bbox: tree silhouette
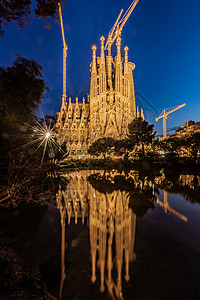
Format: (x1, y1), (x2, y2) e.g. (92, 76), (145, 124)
(184, 132), (200, 160)
(0, 0), (65, 36)
(88, 137), (115, 159)
(114, 138), (135, 159)
(0, 56), (48, 161)
(127, 117), (155, 158)
(157, 136), (182, 155)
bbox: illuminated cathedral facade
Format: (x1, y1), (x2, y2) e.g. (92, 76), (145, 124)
(56, 36), (144, 156)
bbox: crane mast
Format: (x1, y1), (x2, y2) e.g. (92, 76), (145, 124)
(156, 103), (186, 138)
(58, 2), (68, 102)
(156, 191), (187, 222)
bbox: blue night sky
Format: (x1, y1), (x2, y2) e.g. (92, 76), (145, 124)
(1, 0), (200, 136)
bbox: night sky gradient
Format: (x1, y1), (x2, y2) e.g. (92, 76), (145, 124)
(1, 0), (200, 135)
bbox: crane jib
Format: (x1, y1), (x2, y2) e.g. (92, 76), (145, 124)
(105, 0), (140, 51)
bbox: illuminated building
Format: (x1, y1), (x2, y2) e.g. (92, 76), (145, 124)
(56, 39), (144, 156)
(175, 119), (200, 137)
(56, 1), (143, 156)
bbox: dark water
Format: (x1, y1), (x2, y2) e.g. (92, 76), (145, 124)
(1, 170), (200, 300)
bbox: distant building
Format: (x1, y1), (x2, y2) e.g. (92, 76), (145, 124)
(56, 37), (143, 156)
(175, 119), (200, 137)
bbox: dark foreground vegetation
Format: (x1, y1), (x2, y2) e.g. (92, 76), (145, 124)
(0, 246), (56, 300)
(58, 156), (200, 174)
(0, 56), (62, 299)
(0, 0), (66, 37)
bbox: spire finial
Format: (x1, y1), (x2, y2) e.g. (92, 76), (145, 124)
(100, 36), (105, 44)
(92, 45), (97, 55)
(124, 46), (129, 63)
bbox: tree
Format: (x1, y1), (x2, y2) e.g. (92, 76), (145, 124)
(114, 138), (135, 159)
(0, 149), (52, 207)
(127, 117), (155, 158)
(0, 0), (65, 36)
(157, 133), (200, 160)
(88, 137), (115, 159)
(184, 132), (200, 160)
(0, 56), (48, 160)
(157, 136), (182, 155)
(35, 0), (65, 19)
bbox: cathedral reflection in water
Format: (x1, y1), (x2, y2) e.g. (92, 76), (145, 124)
(56, 170), (136, 299)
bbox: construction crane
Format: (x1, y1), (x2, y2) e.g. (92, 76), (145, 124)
(58, 2), (68, 102)
(156, 190), (188, 222)
(156, 103), (186, 138)
(105, 0), (139, 55)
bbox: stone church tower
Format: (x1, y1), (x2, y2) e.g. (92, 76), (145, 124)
(56, 36), (144, 156)
(89, 36), (142, 144)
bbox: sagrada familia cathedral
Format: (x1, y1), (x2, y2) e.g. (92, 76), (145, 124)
(56, 0), (144, 156)
(56, 170), (137, 298)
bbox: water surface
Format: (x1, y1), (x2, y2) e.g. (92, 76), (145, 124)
(1, 169), (200, 300)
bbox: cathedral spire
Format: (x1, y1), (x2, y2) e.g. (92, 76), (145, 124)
(115, 36), (122, 93)
(124, 46), (129, 98)
(91, 45), (97, 74)
(100, 36), (105, 63)
(74, 97), (80, 119)
(99, 36), (106, 94)
(116, 36), (122, 61)
(90, 45), (98, 99)
(124, 46), (129, 63)
(137, 106), (140, 118)
(141, 108), (145, 120)
(68, 97), (72, 119)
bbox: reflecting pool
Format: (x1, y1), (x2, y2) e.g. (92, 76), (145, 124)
(54, 170), (200, 299)
(1, 169), (200, 300)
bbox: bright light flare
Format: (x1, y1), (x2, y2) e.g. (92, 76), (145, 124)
(45, 132), (51, 139)
(17, 110), (67, 167)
